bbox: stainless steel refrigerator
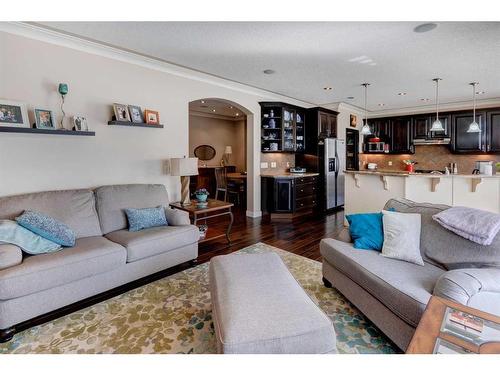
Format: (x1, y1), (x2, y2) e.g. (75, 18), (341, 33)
(324, 138), (345, 209)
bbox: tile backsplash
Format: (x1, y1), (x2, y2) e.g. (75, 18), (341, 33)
(360, 145), (500, 174)
(260, 153), (295, 173)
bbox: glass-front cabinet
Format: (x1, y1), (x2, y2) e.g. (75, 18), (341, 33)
(260, 102), (306, 153)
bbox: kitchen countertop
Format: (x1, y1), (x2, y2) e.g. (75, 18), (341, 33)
(260, 172), (319, 178)
(344, 170), (500, 178)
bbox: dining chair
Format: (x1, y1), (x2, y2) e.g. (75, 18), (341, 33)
(215, 167), (240, 204)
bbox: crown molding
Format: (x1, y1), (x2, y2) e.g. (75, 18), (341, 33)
(0, 22), (314, 108)
(190, 110), (243, 122)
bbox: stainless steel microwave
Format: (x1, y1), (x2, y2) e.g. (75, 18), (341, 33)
(365, 142), (385, 152)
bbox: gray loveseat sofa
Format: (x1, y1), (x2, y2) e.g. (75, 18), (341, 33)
(0, 184), (199, 342)
(320, 198), (500, 351)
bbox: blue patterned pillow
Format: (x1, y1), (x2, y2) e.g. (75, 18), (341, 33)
(16, 210), (76, 247)
(125, 206), (168, 232)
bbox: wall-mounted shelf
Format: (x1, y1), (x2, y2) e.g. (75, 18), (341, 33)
(0, 126), (95, 136)
(108, 120), (164, 128)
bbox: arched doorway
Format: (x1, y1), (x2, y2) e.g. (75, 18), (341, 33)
(188, 98), (254, 214)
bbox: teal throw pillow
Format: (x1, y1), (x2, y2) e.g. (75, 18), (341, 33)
(346, 212), (385, 251)
(125, 206), (168, 232)
(16, 210), (76, 247)
(0, 220), (62, 255)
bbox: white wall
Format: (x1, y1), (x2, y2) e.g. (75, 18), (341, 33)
(189, 114), (246, 171)
(0, 27), (310, 216)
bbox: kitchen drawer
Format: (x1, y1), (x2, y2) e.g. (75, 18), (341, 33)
(295, 176), (317, 185)
(296, 184), (317, 198)
(296, 196), (317, 211)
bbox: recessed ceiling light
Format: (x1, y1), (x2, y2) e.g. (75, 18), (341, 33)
(229, 106), (233, 109)
(476, 91), (486, 95)
(346, 96), (355, 100)
(212, 109), (216, 112)
(323, 87), (333, 91)
(348, 55), (368, 62)
(263, 69), (275, 75)
(378, 103), (385, 107)
(398, 92), (407, 96)
(235, 113), (240, 116)
(414, 23), (438, 33)
(201, 100), (205, 104)
(420, 98), (430, 102)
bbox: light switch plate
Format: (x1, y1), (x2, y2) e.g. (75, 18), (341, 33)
(260, 162), (269, 169)
(271, 162), (277, 168)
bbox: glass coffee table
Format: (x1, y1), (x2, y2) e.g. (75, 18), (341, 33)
(169, 199), (234, 245)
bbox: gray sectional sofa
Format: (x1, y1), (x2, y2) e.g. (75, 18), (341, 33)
(0, 184), (199, 342)
(320, 198), (500, 351)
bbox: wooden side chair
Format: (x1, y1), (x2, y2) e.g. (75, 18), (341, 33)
(215, 167), (240, 204)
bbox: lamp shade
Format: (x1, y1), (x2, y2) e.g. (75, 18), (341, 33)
(224, 146), (233, 154)
(170, 157), (198, 176)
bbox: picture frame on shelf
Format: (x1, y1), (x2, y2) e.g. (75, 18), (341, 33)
(72, 116), (88, 131)
(145, 109), (160, 125)
(128, 105), (144, 123)
(0, 100), (30, 128)
(113, 103), (131, 122)
(350, 114), (357, 128)
(34, 108), (56, 130)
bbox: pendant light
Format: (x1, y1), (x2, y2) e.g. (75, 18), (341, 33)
(467, 82), (481, 133)
(429, 78), (445, 132)
(360, 83), (371, 135)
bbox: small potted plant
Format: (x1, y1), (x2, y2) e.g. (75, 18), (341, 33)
(195, 188), (209, 202)
(402, 159), (418, 173)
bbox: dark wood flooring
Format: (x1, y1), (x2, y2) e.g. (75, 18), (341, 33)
(196, 207), (345, 264)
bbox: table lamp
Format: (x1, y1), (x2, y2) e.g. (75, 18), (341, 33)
(223, 145), (233, 166)
(170, 157), (199, 206)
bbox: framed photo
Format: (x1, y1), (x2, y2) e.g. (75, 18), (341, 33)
(350, 114), (358, 128)
(72, 116), (88, 131)
(128, 105), (144, 123)
(34, 108), (56, 130)
(113, 103), (131, 122)
(145, 109), (160, 125)
(0, 100), (30, 128)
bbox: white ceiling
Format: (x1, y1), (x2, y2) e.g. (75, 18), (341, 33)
(189, 99), (245, 120)
(36, 22), (500, 111)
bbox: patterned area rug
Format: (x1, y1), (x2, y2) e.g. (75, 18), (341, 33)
(0, 242), (398, 354)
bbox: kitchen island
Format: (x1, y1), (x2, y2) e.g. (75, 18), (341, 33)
(345, 170), (500, 214)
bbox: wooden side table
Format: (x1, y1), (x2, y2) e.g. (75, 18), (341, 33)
(169, 199), (234, 245)
(407, 296), (500, 354)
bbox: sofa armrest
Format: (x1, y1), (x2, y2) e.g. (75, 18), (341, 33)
(164, 208), (191, 226)
(0, 244), (23, 270)
(434, 268), (500, 307)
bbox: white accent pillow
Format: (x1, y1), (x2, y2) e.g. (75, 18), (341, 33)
(381, 210), (424, 266)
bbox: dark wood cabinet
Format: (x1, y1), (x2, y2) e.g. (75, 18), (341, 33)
(304, 107), (338, 155)
(262, 176), (318, 220)
(413, 115), (450, 140)
(429, 115), (451, 139)
(345, 128), (359, 171)
(487, 111), (500, 153)
(260, 102), (306, 153)
(369, 118), (391, 141)
(390, 117), (413, 153)
(451, 112), (487, 153)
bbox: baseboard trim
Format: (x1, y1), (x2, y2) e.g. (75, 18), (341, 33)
(246, 210), (262, 218)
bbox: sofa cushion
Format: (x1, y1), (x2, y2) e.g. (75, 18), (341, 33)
(16, 210), (76, 247)
(0, 189), (102, 239)
(0, 236), (126, 299)
(320, 238), (445, 327)
(384, 198), (500, 270)
(105, 225), (199, 262)
(0, 244), (22, 270)
(95, 184), (170, 235)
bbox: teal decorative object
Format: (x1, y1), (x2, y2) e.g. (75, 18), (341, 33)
(58, 83), (68, 130)
(195, 188), (209, 202)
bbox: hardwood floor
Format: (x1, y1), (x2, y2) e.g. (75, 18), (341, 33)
(196, 207), (346, 264)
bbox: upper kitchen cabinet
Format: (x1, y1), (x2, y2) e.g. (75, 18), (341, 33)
(368, 118), (391, 141)
(487, 111), (500, 153)
(260, 102), (306, 153)
(413, 115), (450, 140)
(390, 117), (413, 154)
(451, 111), (487, 153)
(305, 107), (338, 154)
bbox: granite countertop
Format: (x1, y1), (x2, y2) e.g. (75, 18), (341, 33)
(344, 170), (500, 178)
(260, 172), (320, 178)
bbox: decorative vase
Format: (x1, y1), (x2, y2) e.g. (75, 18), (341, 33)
(196, 193), (208, 202)
(405, 164), (415, 173)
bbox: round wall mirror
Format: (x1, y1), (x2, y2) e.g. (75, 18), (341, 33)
(194, 145), (216, 161)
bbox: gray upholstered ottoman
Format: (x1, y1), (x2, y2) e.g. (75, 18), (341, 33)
(209, 252), (337, 354)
